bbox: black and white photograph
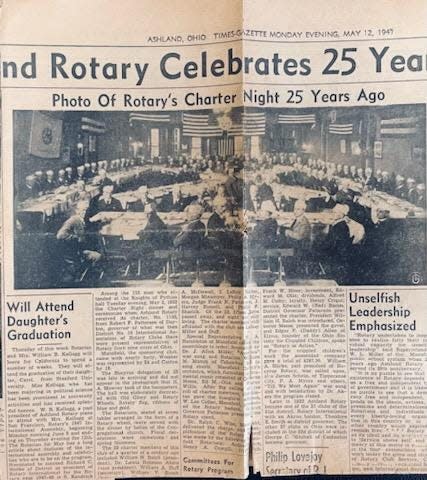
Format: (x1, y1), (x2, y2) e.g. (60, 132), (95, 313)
(244, 104), (426, 286)
(13, 104), (426, 289)
(14, 109), (245, 289)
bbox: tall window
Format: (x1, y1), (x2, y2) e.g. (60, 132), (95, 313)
(151, 128), (159, 158)
(234, 136), (243, 156)
(191, 137), (202, 158)
(250, 136), (261, 158)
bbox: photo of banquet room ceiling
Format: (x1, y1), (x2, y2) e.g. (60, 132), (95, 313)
(13, 104), (426, 289)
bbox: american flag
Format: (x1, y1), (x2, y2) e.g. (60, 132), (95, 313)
(129, 113), (171, 124)
(81, 117), (106, 134)
(229, 112), (266, 136)
(277, 113), (316, 124)
(328, 123), (353, 135)
(380, 117), (419, 137)
(182, 113), (222, 137)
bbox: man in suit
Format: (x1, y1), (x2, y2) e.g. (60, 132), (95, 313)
(284, 200), (311, 245)
(128, 185), (149, 212)
(75, 180), (91, 202)
(57, 169), (67, 187)
(137, 202), (171, 250)
(363, 167), (377, 191)
(95, 169), (115, 191)
(85, 162), (98, 180)
(406, 178), (419, 204)
(416, 183), (425, 208)
(377, 171), (394, 194)
(254, 174), (276, 206)
(19, 174), (41, 201)
(323, 170), (338, 196)
(96, 184), (124, 213)
(56, 201), (102, 283)
(356, 167), (365, 184)
(322, 203), (352, 284)
(334, 179), (355, 206)
(249, 200), (278, 250)
(34, 171), (45, 194)
(174, 203), (206, 252)
(177, 163), (199, 183)
(76, 165), (86, 182)
(64, 166), (75, 185)
(57, 201), (88, 243)
(394, 175), (407, 199)
(206, 202), (228, 249)
(224, 167), (243, 209)
(43, 170), (57, 193)
(343, 165), (350, 178)
(96, 184), (123, 212)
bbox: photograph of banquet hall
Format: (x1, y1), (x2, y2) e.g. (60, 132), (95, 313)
(244, 103), (426, 286)
(14, 109), (244, 289)
(13, 104), (426, 289)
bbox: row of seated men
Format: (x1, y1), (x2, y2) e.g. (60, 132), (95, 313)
(17, 153), (245, 202)
(245, 164), (425, 284)
(244, 172), (371, 230)
(16, 172), (423, 287)
(54, 187), (244, 286)
(16, 159), (244, 233)
(250, 153), (426, 208)
(51, 170), (389, 286)
(249, 194), (424, 285)
(248, 198), (358, 284)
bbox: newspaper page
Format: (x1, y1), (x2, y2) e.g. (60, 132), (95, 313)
(0, 0), (426, 479)
(243, 0), (427, 476)
(0, 1), (248, 479)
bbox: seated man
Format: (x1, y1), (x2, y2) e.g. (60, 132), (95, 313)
(159, 184), (193, 212)
(96, 184), (124, 213)
(416, 183), (425, 208)
(249, 200), (278, 250)
(85, 162), (98, 180)
(321, 203), (353, 284)
(137, 202), (171, 250)
(406, 178), (418, 204)
(173, 203), (206, 252)
(323, 170), (338, 196)
(394, 175), (407, 199)
(334, 179), (355, 206)
(43, 170), (57, 193)
(279, 192), (295, 212)
(283, 200), (311, 246)
(64, 166), (75, 185)
(34, 171), (45, 194)
(76, 165), (86, 182)
(177, 163), (199, 183)
(377, 171), (394, 194)
(56, 201), (102, 283)
(224, 167), (244, 210)
(206, 201), (227, 248)
(254, 174), (276, 206)
(342, 165), (350, 178)
(363, 167), (377, 191)
(95, 168), (115, 190)
(75, 180), (91, 201)
(128, 185), (150, 212)
(19, 174), (41, 201)
(83, 162), (91, 180)
(57, 169), (67, 187)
